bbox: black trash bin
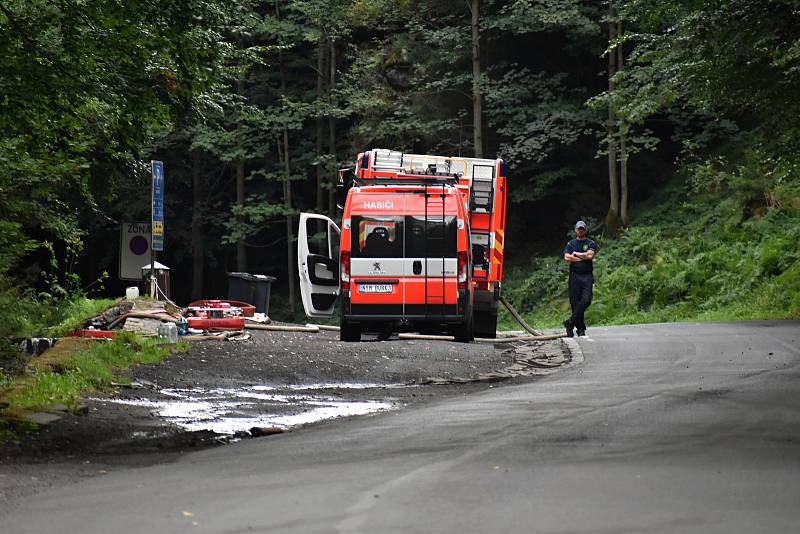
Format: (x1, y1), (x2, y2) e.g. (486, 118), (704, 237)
(252, 274), (277, 314)
(227, 272), (256, 304)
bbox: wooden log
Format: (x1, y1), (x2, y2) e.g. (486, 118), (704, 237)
(245, 324), (320, 333)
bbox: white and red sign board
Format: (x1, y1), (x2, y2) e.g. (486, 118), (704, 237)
(119, 222), (151, 280)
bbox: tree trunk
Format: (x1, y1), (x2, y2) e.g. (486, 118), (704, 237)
(617, 19), (629, 227)
(605, 0), (620, 234)
(235, 79), (247, 271)
(190, 150), (205, 300)
(235, 158), (246, 271)
(620, 134), (628, 227)
(316, 35), (326, 215)
(471, 0), (483, 158)
(277, 15), (295, 313)
(282, 126), (295, 314)
(328, 36), (337, 216)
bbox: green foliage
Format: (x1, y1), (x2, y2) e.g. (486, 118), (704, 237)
(486, 0), (597, 36)
(0, 281), (43, 342)
(4, 332), (173, 415)
(0, 291), (116, 376)
(62, 332), (171, 385)
(0, 220), (38, 275)
(617, 0), (800, 146)
(584, 0), (800, 245)
(45, 298), (118, 338)
(0, 0), (229, 301)
(9, 371), (90, 411)
(500, 255), (569, 331)
(0, 287), (115, 340)
(505, 256), (567, 313)
(504, 147), (800, 328)
(485, 69), (595, 170)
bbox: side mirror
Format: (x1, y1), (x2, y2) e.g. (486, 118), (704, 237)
(336, 167), (356, 210)
(335, 182), (348, 210)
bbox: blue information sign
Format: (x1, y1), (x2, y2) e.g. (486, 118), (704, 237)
(151, 160), (165, 251)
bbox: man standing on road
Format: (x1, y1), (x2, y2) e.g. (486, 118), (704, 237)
(563, 220), (598, 337)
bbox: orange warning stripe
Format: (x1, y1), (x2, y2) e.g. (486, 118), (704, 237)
(493, 248), (503, 264)
(493, 229), (504, 263)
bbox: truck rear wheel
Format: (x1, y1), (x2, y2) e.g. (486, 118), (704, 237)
(453, 317), (474, 343)
(340, 318), (361, 342)
(473, 309), (497, 339)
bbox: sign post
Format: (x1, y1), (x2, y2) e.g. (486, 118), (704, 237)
(151, 160), (165, 298)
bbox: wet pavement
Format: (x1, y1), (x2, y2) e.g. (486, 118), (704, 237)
(92, 383), (402, 435)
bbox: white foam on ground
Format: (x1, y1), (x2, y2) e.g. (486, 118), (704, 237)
(92, 385), (396, 435)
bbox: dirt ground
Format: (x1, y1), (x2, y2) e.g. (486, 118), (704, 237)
(0, 327), (569, 513)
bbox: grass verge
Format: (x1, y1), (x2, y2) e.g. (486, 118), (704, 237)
(0, 332), (182, 442)
(45, 297), (118, 337)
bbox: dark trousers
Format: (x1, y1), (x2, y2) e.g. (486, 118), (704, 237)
(568, 272), (593, 332)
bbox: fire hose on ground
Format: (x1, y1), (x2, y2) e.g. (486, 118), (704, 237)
(244, 296), (564, 343)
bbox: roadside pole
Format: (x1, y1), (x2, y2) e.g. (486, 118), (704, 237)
(151, 160), (165, 298)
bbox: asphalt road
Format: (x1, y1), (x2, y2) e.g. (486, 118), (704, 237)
(4, 321), (799, 533)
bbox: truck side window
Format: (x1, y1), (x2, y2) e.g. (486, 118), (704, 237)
(305, 218), (327, 256)
(330, 223), (340, 260)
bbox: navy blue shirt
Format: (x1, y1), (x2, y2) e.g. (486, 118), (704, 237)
(564, 238), (598, 274)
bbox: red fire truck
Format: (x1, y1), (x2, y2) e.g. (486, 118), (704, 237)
(298, 149), (507, 341)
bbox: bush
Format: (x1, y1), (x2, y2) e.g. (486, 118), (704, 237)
(504, 159), (800, 328)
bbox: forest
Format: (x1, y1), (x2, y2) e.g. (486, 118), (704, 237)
(1, 0), (799, 347)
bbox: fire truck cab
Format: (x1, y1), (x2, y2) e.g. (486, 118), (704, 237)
(298, 149), (507, 342)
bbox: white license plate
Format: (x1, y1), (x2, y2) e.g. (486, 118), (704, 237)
(359, 284), (393, 293)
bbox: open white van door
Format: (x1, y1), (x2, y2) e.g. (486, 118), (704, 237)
(298, 213), (341, 318)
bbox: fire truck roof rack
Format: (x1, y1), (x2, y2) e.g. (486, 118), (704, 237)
(355, 173), (460, 186)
